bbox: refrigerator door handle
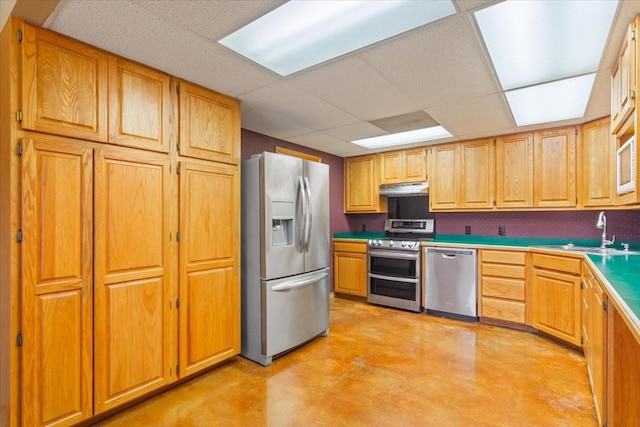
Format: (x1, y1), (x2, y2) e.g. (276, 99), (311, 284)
(304, 176), (313, 252)
(271, 270), (329, 291)
(297, 176), (307, 250)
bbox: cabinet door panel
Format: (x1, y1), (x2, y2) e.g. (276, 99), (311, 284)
(430, 144), (459, 210)
(380, 151), (402, 184)
(534, 128), (577, 207)
(496, 133), (533, 208)
(178, 81), (240, 164)
(582, 118), (615, 207)
(461, 139), (494, 209)
(108, 56), (172, 152)
(334, 252), (367, 297)
(22, 138), (93, 426)
(344, 155), (386, 213)
(179, 162), (240, 377)
(94, 147), (171, 412)
(21, 23), (107, 141)
(404, 148), (427, 182)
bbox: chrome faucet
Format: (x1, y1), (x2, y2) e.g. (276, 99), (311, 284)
(596, 211), (615, 248)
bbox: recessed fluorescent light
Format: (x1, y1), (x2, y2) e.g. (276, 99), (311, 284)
(351, 126), (452, 149)
(219, 0), (456, 76)
(475, 0), (618, 91)
(505, 74), (596, 127)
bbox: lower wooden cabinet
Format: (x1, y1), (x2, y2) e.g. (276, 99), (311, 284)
(479, 249), (528, 325)
(333, 241), (368, 297)
(531, 253), (582, 346)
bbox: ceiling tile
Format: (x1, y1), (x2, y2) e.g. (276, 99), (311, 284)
(425, 93), (514, 137)
(240, 82), (360, 131)
(289, 56), (423, 121)
(361, 14), (500, 109)
(287, 132), (363, 157)
(240, 104), (313, 140)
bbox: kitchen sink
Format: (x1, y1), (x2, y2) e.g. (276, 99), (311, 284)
(534, 244), (640, 256)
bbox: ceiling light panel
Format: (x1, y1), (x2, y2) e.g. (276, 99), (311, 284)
(352, 126), (453, 149)
(475, 0), (618, 90)
(219, 0), (456, 76)
(505, 74), (596, 127)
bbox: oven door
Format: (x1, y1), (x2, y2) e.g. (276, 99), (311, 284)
(367, 249), (421, 312)
(368, 249), (419, 278)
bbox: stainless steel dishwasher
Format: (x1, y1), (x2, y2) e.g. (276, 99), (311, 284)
(424, 247), (478, 321)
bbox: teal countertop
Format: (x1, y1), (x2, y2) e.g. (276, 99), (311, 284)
(333, 232), (640, 332)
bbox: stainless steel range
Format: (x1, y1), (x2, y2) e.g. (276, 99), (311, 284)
(367, 218), (435, 312)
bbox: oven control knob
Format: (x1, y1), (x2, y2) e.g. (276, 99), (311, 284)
(389, 241), (395, 247)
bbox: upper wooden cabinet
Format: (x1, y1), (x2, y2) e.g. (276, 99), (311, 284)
(20, 22), (108, 142)
(581, 117), (616, 208)
(461, 138), (494, 209)
(108, 56), (172, 152)
(344, 154), (387, 213)
(611, 18), (637, 135)
(177, 80), (240, 165)
(379, 147), (427, 184)
(429, 143), (460, 210)
(533, 126), (577, 208)
(495, 133), (534, 208)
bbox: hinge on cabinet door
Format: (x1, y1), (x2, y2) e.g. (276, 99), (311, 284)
(16, 143), (23, 157)
(176, 298), (181, 308)
(170, 366), (172, 377)
(493, 139), (496, 147)
(176, 165), (181, 175)
(16, 29), (22, 43)
(177, 365), (180, 376)
(631, 88), (637, 100)
(493, 200), (496, 206)
(580, 281), (584, 289)
(16, 333), (22, 347)
(176, 232), (180, 242)
(176, 84), (180, 95)
(177, 143), (180, 151)
(580, 336), (583, 346)
(16, 110), (23, 123)
(632, 29), (636, 41)
(16, 229), (22, 243)
(603, 300), (609, 312)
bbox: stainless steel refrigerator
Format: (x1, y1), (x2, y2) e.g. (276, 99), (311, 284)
(241, 152), (330, 366)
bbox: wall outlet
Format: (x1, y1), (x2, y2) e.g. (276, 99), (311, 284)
(465, 226), (471, 235)
(361, 224), (366, 232)
(498, 226), (505, 236)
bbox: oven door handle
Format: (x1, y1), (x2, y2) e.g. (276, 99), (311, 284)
(369, 273), (420, 284)
(368, 250), (419, 260)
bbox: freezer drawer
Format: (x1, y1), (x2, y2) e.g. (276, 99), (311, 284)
(262, 268), (330, 362)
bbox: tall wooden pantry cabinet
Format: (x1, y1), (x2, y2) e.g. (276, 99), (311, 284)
(0, 18), (241, 427)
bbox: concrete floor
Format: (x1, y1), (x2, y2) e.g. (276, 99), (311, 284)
(92, 297), (596, 426)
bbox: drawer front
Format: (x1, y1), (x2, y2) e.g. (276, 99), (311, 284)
(481, 263), (526, 279)
(480, 250), (525, 265)
(334, 242), (367, 253)
(532, 253), (581, 275)
(481, 298), (526, 323)
(482, 277), (525, 301)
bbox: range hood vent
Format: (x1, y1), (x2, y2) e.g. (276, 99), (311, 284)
(379, 181), (429, 197)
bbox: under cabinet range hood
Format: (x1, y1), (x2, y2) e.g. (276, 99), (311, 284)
(379, 181), (429, 197)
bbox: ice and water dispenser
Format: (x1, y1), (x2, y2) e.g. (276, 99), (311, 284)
(271, 201), (294, 246)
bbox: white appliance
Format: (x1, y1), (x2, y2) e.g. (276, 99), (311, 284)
(617, 135), (636, 195)
(241, 152), (330, 366)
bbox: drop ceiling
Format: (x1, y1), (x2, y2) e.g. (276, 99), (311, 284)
(8, 0), (640, 157)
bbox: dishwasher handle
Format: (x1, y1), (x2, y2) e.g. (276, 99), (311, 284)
(426, 247), (476, 257)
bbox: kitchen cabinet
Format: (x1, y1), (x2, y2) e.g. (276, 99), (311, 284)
(21, 136), (94, 427)
(495, 133), (534, 208)
(479, 250), (529, 325)
(379, 147), (427, 184)
(533, 126), (578, 208)
(1, 18), (241, 426)
(20, 21), (108, 142)
(344, 154), (387, 213)
(429, 143), (460, 210)
(333, 241), (368, 298)
(582, 263), (607, 426)
(108, 56), (172, 152)
(581, 117), (616, 208)
(461, 138), (494, 209)
(93, 146), (172, 412)
(531, 253), (582, 346)
(178, 161), (240, 377)
(607, 302), (640, 425)
(178, 80), (240, 165)
(611, 18), (636, 136)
